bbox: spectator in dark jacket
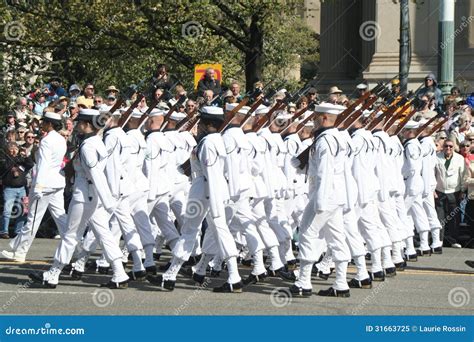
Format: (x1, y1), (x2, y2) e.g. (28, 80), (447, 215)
(197, 68), (221, 97)
(417, 73), (444, 107)
(0, 142), (34, 238)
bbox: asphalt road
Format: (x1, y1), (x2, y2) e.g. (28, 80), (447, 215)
(0, 239), (472, 315)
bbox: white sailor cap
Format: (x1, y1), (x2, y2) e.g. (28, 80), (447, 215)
(225, 103), (250, 115)
(362, 109), (373, 118)
(357, 83), (368, 90)
(75, 108), (100, 122)
(200, 106), (224, 122)
(149, 107), (167, 117)
(157, 101), (170, 111)
(274, 110), (292, 121)
(169, 111), (187, 121)
(42, 111), (62, 122)
(131, 108), (142, 119)
(98, 104), (120, 116)
(375, 110), (384, 118)
(403, 120), (420, 130)
(254, 105), (269, 116)
(314, 102), (346, 115)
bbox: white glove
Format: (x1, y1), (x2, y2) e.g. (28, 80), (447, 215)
(290, 157), (301, 168)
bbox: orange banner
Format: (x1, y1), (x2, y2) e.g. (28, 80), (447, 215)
(194, 64), (222, 89)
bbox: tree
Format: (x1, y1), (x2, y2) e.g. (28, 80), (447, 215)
(0, 0), (318, 109)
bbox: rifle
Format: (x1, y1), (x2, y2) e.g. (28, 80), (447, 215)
(252, 89), (295, 132)
(392, 105), (421, 135)
(295, 111), (317, 134)
(366, 96), (404, 131)
(415, 115), (442, 137)
(334, 82), (386, 127)
(160, 94), (188, 131)
(117, 77), (153, 127)
(279, 102), (313, 136)
(338, 92), (382, 130)
(135, 85), (178, 130)
(423, 116), (449, 136)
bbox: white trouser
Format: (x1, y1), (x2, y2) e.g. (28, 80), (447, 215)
(298, 199), (350, 263)
(422, 193), (442, 231)
(343, 207), (366, 258)
(263, 197), (290, 243)
(129, 191), (155, 247)
(393, 193), (413, 239)
(11, 188), (68, 255)
(172, 197), (238, 262)
(250, 198), (280, 249)
(226, 197), (265, 255)
(356, 201), (386, 252)
(377, 197), (404, 244)
(148, 193), (180, 245)
(81, 196), (144, 256)
(53, 198), (122, 266)
(169, 181), (190, 229)
(405, 193), (430, 233)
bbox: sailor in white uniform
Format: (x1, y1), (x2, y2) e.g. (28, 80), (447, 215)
(3, 112), (68, 262)
(29, 109), (129, 289)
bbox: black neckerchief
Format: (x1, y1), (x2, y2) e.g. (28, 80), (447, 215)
(162, 127), (176, 133)
(372, 129), (382, 133)
(103, 126), (119, 136)
(348, 127), (361, 136)
(403, 137), (417, 147)
(313, 126), (333, 139)
(243, 129), (253, 134)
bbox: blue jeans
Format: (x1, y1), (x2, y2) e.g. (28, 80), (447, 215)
(1, 187), (27, 235)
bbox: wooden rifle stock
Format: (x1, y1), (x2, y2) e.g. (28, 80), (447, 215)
(118, 94), (144, 127)
(415, 115), (441, 137)
(421, 116), (448, 137)
(393, 106), (419, 135)
(218, 98), (250, 132)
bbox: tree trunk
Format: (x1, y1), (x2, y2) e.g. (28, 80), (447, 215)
(244, 16), (263, 92)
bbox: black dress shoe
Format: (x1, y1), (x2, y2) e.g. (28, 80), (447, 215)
(127, 270), (147, 281)
(97, 266), (110, 275)
(417, 249), (431, 257)
(465, 260), (474, 268)
(28, 272), (57, 289)
(70, 269), (83, 280)
(100, 279), (129, 289)
(385, 267), (397, 277)
(312, 265), (331, 280)
(240, 259), (253, 267)
(146, 275), (175, 291)
(371, 271), (385, 282)
(153, 253), (161, 261)
(279, 270), (297, 282)
(288, 284), (312, 297)
(431, 247), (443, 254)
(62, 264), (73, 274)
(286, 259), (298, 271)
(365, 253), (371, 260)
(158, 262), (171, 271)
(242, 272), (267, 285)
(212, 281), (243, 293)
(317, 287), (350, 298)
(182, 255), (201, 267)
(145, 265), (157, 275)
(266, 267), (284, 278)
(394, 261), (406, 271)
(348, 278), (372, 289)
(406, 254), (418, 262)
